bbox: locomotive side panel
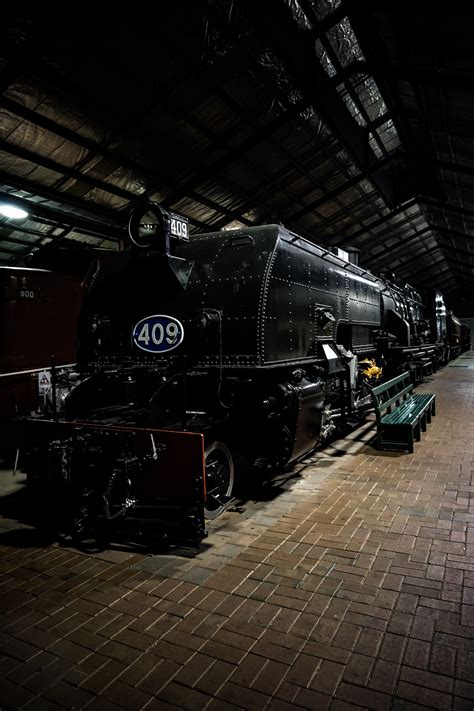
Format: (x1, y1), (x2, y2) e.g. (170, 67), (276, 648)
(346, 273), (382, 333)
(186, 231), (276, 366)
(263, 236), (347, 363)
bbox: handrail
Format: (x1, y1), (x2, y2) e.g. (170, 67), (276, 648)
(0, 363), (76, 379)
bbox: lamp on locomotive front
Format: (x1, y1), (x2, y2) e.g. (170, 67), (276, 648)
(128, 203), (171, 252)
(128, 203), (189, 254)
(127, 203), (193, 293)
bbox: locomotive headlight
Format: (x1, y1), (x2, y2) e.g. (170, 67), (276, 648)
(128, 203), (189, 250)
(128, 204), (170, 249)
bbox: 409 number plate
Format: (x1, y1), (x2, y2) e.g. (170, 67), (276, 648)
(132, 314), (184, 353)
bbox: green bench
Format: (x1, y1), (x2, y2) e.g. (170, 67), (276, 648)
(370, 371), (436, 453)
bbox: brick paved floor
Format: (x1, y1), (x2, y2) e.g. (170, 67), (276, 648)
(0, 352), (473, 710)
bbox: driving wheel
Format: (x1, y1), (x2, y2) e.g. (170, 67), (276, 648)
(204, 441), (234, 519)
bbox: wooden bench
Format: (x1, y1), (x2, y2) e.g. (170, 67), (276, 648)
(370, 372), (436, 453)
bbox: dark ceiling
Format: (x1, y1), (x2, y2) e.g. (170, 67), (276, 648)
(0, 1), (473, 314)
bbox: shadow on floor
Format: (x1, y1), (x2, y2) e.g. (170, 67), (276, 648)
(0, 416), (390, 555)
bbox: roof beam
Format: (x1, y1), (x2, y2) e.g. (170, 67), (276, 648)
(403, 256), (448, 281)
(0, 231), (42, 249)
(144, 94), (312, 206)
(0, 184), (124, 241)
(420, 157), (474, 180)
(0, 242), (21, 256)
(334, 198), (420, 247)
(426, 274), (457, 290)
(0, 104), (250, 230)
(362, 225), (433, 267)
(420, 196), (474, 221)
(284, 152), (398, 224)
(397, 244), (443, 270)
(437, 241), (474, 263)
(407, 255), (472, 283)
(434, 226), (474, 244)
(12, 226), (75, 265)
(0, 141), (134, 203)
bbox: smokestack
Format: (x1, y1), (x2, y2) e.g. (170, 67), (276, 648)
(345, 247), (360, 266)
(331, 246), (360, 266)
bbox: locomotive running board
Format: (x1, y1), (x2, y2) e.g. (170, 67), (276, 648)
(25, 419), (207, 545)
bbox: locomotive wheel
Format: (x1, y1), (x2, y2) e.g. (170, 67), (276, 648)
(102, 471), (135, 521)
(204, 441), (234, 520)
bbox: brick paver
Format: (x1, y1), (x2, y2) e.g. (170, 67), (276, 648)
(1, 353), (474, 709)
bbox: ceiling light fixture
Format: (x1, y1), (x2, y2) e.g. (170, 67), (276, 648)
(0, 203), (29, 219)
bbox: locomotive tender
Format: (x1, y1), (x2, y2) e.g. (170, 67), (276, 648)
(24, 205), (452, 541)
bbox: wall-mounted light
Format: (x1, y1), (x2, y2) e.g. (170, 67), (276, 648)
(0, 203), (29, 219)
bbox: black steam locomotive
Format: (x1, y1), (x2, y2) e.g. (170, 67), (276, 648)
(24, 205), (459, 542)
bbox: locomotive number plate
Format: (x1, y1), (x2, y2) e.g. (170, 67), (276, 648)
(132, 314), (184, 353)
(170, 215), (188, 239)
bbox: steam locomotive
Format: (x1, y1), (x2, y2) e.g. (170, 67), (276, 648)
(24, 205), (463, 542)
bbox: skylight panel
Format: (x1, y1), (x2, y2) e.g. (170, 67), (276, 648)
(327, 17), (365, 68)
(375, 119), (401, 152)
(350, 75), (387, 122)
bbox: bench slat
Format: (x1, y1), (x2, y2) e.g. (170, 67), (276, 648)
(371, 372), (411, 396)
(375, 385), (414, 412)
(382, 401), (427, 425)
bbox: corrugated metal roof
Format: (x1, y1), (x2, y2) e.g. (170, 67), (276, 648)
(0, 3), (472, 313)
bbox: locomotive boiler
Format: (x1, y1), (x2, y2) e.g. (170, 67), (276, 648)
(24, 205), (449, 543)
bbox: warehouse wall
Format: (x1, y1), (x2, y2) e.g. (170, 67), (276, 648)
(461, 317), (474, 345)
